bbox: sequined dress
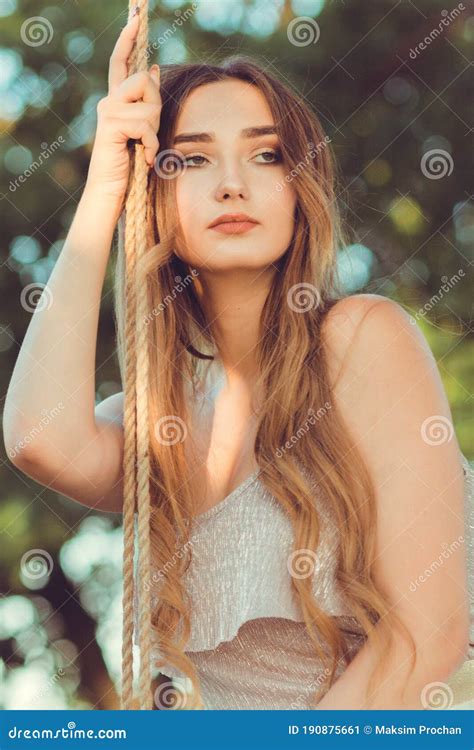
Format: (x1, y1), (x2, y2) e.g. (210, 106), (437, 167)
(134, 453), (473, 710)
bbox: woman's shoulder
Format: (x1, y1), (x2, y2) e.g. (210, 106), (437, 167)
(321, 292), (413, 348)
(320, 292), (429, 391)
(320, 292), (463, 472)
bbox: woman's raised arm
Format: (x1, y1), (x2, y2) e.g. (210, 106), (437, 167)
(3, 13), (161, 513)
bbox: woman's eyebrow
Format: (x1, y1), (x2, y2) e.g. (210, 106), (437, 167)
(173, 125), (277, 145)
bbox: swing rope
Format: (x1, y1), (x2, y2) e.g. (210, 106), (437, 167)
(121, 0), (153, 711)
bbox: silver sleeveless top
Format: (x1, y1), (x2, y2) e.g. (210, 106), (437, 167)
(134, 452), (473, 710)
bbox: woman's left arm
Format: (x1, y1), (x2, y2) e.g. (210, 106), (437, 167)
(317, 294), (470, 709)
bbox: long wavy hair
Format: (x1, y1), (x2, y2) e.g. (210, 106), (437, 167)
(115, 52), (416, 710)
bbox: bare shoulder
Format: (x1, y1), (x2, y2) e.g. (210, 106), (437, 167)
(325, 292), (435, 375)
(320, 293), (424, 389)
(322, 292), (462, 475)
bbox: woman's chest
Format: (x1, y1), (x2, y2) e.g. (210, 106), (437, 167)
(185, 374), (261, 514)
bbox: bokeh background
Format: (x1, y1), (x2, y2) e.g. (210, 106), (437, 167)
(0, 0), (472, 709)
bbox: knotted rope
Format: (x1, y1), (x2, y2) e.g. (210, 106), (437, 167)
(121, 0), (153, 711)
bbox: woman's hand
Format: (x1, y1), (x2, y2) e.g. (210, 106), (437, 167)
(85, 13), (161, 203)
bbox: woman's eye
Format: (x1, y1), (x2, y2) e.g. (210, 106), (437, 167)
(254, 149), (282, 164)
(182, 150), (282, 168)
(183, 154), (209, 167)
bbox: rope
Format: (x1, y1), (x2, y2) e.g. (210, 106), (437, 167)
(121, 0), (153, 711)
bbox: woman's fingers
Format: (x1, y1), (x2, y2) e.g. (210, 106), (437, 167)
(108, 14), (140, 94)
(110, 101), (162, 133)
(146, 65), (161, 103)
(111, 68), (161, 106)
(116, 119), (159, 166)
(102, 12), (162, 170)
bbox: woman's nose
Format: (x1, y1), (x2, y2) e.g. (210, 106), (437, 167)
(214, 163), (249, 201)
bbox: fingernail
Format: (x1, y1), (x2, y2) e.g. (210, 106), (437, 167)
(131, 3), (140, 17)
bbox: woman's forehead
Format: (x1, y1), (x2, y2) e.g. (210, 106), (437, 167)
(175, 80), (274, 135)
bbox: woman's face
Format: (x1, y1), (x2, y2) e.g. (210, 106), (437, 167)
(171, 79), (297, 271)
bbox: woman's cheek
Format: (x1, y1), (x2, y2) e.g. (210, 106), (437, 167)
(266, 173), (297, 221)
(175, 183), (195, 237)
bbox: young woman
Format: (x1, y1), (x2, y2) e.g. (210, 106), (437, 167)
(4, 11), (471, 711)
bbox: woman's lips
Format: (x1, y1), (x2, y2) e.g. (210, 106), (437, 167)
(210, 221), (259, 235)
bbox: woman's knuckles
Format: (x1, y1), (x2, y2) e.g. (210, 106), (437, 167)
(97, 98), (161, 127)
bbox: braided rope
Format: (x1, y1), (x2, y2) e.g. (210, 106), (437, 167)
(121, 0), (153, 711)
